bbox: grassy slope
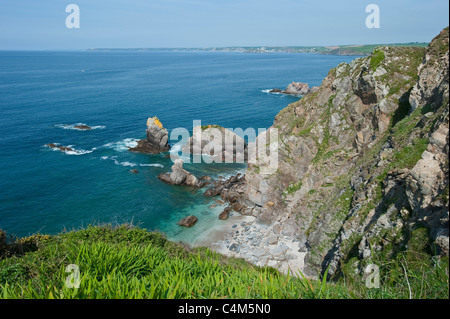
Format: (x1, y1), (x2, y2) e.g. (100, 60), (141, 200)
(0, 225), (448, 299)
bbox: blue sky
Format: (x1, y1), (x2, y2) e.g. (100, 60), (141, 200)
(0, 0), (448, 49)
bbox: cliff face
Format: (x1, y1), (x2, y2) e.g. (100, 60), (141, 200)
(244, 28), (449, 277)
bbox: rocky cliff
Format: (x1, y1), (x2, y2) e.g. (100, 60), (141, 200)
(231, 28), (449, 277)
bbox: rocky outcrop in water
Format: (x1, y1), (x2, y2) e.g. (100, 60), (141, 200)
(129, 116), (170, 154)
(158, 159), (205, 188)
(270, 82), (319, 95)
(46, 143), (74, 152)
(73, 125), (92, 130)
(284, 82), (310, 95)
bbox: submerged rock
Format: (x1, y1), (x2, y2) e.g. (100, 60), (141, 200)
(269, 82), (317, 95)
(269, 88), (283, 93)
(46, 143), (74, 152)
(177, 215), (198, 228)
(74, 124), (92, 130)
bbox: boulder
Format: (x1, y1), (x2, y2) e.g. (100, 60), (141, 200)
(219, 206), (232, 220)
(158, 159), (205, 188)
(283, 82), (310, 95)
(177, 215), (198, 228)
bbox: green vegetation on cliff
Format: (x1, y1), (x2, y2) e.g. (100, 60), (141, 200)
(0, 225), (448, 299)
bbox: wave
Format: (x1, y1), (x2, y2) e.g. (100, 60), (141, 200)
(261, 89), (282, 94)
(140, 163), (164, 168)
(100, 156), (163, 168)
(55, 123), (106, 131)
(169, 143), (192, 161)
(103, 138), (139, 152)
(120, 161), (137, 167)
(65, 148), (96, 156)
(169, 143), (183, 154)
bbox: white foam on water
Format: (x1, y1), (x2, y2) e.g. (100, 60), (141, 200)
(140, 164), (164, 168)
(169, 143), (194, 162)
(64, 149), (95, 156)
(100, 156), (162, 168)
(103, 138), (139, 152)
(169, 143), (182, 154)
(120, 161), (137, 167)
(261, 89), (281, 94)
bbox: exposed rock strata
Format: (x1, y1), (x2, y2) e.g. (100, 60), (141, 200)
(182, 125), (248, 163)
(210, 28), (449, 278)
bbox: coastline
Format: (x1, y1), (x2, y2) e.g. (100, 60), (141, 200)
(207, 212), (307, 277)
(183, 200), (307, 277)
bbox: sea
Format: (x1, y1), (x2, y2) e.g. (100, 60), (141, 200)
(0, 50), (356, 245)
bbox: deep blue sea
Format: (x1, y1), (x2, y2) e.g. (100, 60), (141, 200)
(0, 50), (356, 244)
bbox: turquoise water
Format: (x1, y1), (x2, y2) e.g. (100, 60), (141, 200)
(0, 50), (356, 243)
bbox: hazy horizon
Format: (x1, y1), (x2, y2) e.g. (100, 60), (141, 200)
(0, 0), (449, 50)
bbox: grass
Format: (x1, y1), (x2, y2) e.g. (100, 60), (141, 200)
(340, 252), (449, 299)
(285, 180), (303, 195)
(201, 124), (223, 130)
(0, 225), (317, 299)
(370, 49), (385, 71)
(340, 225), (449, 299)
(0, 224), (448, 299)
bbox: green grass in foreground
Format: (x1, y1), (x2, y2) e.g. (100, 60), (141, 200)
(0, 225), (448, 299)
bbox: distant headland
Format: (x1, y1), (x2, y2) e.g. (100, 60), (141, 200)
(87, 42), (429, 56)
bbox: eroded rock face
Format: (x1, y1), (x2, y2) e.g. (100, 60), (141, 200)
(129, 117), (170, 154)
(182, 126), (248, 163)
(409, 28), (450, 111)
(158, 159), (205, 188)
(235, 28), (449, 278)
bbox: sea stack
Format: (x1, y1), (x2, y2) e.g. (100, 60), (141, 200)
(158, 159), (205, 188)
(283, 82), (310, 95)
(129, 116), (170, 154)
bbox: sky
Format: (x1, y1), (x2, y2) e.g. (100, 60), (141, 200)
(0, 0), (448, 50)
